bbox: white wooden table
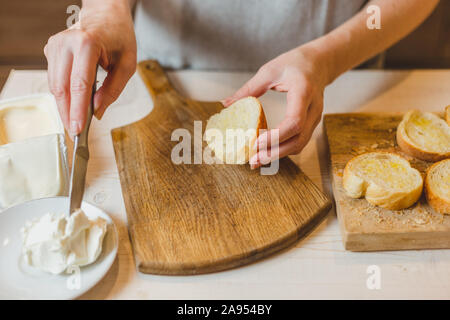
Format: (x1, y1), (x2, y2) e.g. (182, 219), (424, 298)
(2, 69), (450, 299)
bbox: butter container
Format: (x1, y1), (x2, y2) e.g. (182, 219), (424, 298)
(0, 93), (69, 209)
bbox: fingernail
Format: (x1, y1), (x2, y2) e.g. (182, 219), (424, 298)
(252, 139), (259, 152)
(94, 108), (104, 120)
(249, 154), (259, 169)
(70, 120), (81, 137)
(254, 132), (267, 152)
(221, 98), (231, 107)
(94, 99), (106, 120)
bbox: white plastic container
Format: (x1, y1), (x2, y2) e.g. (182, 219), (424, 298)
(0, 93), (69, 209)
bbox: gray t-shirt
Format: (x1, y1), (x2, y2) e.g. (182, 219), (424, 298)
(135, 0), (368, 71)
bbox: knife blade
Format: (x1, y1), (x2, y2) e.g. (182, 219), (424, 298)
(69, 68), (98, 214)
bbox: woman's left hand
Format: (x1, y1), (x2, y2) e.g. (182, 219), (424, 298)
(222, 44), (330, 169)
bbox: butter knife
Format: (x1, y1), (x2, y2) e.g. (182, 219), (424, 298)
(69, 69), (98, 214)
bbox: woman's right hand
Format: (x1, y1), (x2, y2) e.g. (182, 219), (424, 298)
(44, 0), (137, 137)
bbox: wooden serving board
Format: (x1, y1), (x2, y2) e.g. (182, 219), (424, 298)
(324, 112), (450, 251)
(111, 60), (332, 275)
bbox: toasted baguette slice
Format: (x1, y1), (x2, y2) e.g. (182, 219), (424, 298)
(205, 97), (267, 164)
(446, 105), (450, 125)
(343, 152), (423, 210)
(397, 110), (450, 162)
(425, 159), (450, 214)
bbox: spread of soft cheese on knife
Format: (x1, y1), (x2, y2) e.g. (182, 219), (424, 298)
(21, 209), (107, 275)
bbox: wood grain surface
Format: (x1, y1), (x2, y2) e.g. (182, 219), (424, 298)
(111, 60), (331, 275)
(324, 112), (450, 251)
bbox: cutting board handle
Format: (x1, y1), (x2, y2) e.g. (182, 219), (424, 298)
(137, 60), (184, 101)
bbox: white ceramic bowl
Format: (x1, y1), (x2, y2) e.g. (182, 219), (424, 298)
(0, 197), (118, 300)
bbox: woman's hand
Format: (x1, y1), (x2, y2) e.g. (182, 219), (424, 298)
(44, 0), (136, 137)
(222, 0), (439, 170)
(222, 44), (330, 169)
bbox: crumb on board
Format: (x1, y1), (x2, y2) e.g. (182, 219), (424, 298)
(331, 117), (448, 235)
(337, 178), (446, 229)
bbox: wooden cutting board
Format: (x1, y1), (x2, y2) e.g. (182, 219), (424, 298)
(324, 112), (450, 252)
(111, 60), (331, 275)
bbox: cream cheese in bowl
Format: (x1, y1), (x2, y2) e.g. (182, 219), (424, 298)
(0, 94), (69, 209)
(0, 197), (118, 299)
(21, 209), (108, 275)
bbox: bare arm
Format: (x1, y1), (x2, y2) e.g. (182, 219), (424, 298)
(316, 0), (440, 84)
(225, 0), (440, 168)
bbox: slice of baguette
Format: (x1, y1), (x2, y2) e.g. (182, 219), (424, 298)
(343, 152), (423, 210)
(205, 97), (267, 164)
(425, 159), (450, 214)
(446, 105), (450, 125)
(397, 110), (450, 162)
